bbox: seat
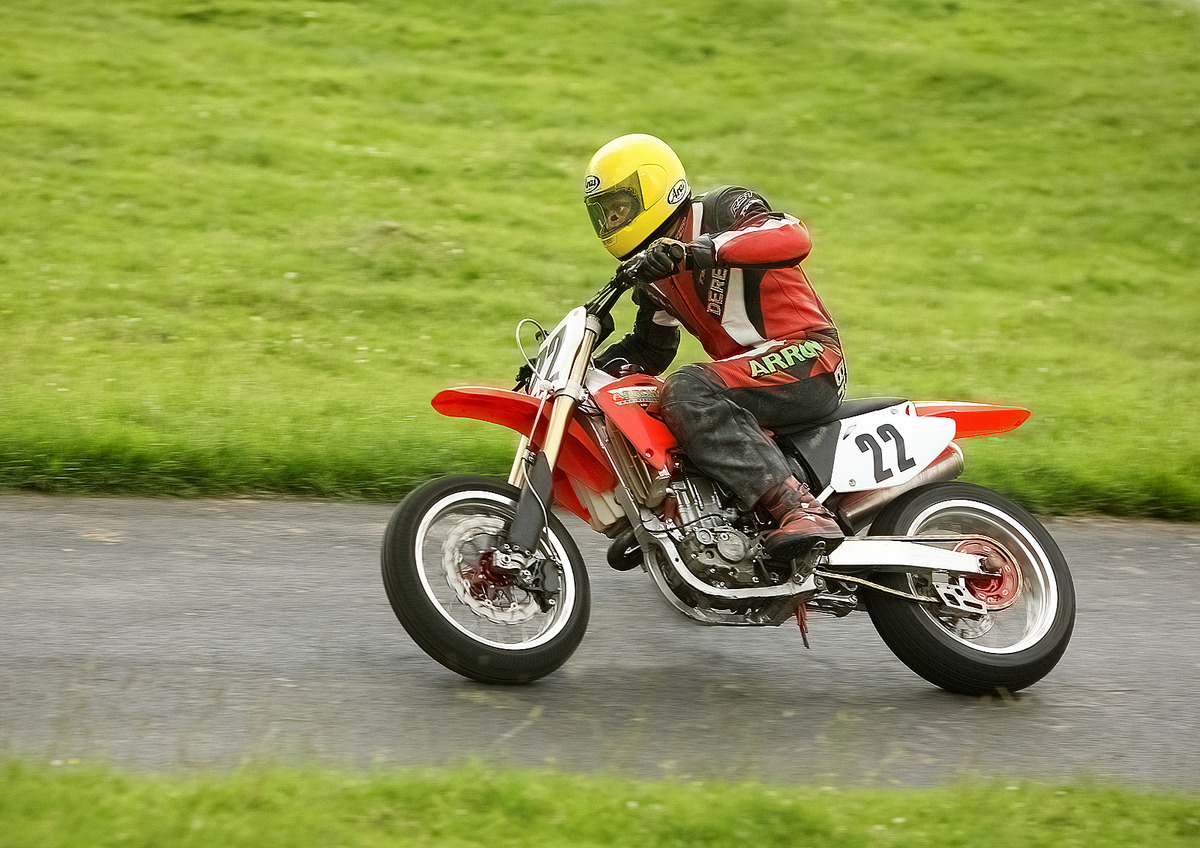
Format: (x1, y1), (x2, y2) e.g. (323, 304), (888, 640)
(770, 398), (908, 492)
(771, 397), (907, 438)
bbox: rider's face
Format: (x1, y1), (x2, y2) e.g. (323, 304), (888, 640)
(606, 197), (633, 230)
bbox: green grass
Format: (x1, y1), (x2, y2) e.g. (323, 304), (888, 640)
(3, 760), (1198, 847)
(1, 0), (1198, 516)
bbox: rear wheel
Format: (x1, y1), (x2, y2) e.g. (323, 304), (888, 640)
(863, 482), (1074, 695)
(381, 475), (590, 684)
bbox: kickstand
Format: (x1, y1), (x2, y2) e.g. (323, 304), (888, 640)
(794, 602), (810, 649)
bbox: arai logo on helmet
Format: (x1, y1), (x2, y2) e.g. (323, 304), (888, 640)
(668, 179), (689, 205)
(584, 174), (601, 194)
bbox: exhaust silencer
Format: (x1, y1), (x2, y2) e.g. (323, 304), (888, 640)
(832, 443), (964, 534)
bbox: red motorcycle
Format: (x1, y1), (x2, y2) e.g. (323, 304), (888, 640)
(382, 263), (1075, 694)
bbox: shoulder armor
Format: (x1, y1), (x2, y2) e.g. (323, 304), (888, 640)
(699, 186), (773, 233)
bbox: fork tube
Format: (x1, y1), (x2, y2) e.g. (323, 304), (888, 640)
(538, 396), (577, 469)
(538, 323), (598, 470)
(508, 436), (531, 487)
(505, 315), (601, 554)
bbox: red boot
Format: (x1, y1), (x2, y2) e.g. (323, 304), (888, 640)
(758, 477), (844, 561)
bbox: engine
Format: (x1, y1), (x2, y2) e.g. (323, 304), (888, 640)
(679, 525), (759, 588)
(668, 475), (765, 590)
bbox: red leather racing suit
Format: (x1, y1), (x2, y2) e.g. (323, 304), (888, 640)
(595, 186), (847, 508)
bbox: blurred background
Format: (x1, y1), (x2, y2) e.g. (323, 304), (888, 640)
(1, 0), (1197, 517)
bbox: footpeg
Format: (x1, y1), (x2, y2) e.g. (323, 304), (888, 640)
(794, 541), (829, 582)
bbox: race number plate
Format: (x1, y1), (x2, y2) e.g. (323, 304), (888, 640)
(829, 403), (955, 492)
(531, 307), (589, 394)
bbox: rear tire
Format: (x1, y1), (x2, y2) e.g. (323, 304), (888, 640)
(863, 482), (1074, 695)
(381, 475), (590, 684)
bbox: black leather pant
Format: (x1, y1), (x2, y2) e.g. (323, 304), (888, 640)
(658, 340), (845, 508)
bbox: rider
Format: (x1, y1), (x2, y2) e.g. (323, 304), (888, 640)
(584, 133), (847, 560)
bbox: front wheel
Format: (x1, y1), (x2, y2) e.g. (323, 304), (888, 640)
(381, 475), (590, 684)
(863, 482), (1075, 695)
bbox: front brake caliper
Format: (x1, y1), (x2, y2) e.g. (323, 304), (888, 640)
(493, 548), (560, 613)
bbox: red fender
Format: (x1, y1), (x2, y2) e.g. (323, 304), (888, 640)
(431, 387), (617, 522)
(913, 401), (1031, 439)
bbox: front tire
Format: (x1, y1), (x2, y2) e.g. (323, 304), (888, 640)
(381, 475), (590, 684)
(863, 482), (1075, 695)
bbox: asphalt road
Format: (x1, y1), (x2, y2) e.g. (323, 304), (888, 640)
(2, 493), (1199, 789)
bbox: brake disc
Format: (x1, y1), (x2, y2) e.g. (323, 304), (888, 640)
(441, 515), (540, 625)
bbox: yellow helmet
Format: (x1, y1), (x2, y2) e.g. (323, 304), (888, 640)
(584, 134), (690, 259)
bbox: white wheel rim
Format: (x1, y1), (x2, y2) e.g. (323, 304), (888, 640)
(413, 490), (577, 650)
(907, 499), (1059, 655)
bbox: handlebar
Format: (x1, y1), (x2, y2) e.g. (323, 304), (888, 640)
(583, 256), (642, 327)
(591, 237), (685, 311)
(513, 258), (647, 391)
(584, 239), (682, 344)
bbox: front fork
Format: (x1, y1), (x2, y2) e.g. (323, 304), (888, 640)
(501, 315), (602, 559)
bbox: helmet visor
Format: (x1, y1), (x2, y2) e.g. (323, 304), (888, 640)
(585, 173), (644, 239)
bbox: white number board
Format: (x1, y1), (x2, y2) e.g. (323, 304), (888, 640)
(531, 307), (589, 394)
(830, 403), (955, 492)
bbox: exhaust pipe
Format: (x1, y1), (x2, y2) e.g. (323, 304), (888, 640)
(832, 443), (964, 534)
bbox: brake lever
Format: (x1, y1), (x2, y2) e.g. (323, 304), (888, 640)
(585, 249), (650, 329)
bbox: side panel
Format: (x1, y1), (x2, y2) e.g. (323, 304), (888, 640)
(590, 375), (679, 473)
(831, 403), (956, 492)
(431, 387), (617, 497)
(912, 401), (1031, 439)
(776, 421), (842, 491)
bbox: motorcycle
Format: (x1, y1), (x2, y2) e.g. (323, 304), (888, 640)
(381, 257), (1075, 695)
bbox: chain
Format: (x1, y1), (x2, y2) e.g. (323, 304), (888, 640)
(813, 568), (937, 605)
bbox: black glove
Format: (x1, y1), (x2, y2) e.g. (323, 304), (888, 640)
(638, 238), (689, 281)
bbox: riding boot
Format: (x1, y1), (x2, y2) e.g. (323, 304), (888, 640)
(758, 477), (845, 561)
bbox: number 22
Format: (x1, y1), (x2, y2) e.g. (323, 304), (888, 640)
(854, 424), (917, 484)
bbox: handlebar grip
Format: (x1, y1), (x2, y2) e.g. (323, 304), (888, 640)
(613, 257), (643, 289)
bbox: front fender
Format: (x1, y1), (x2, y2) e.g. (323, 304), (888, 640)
(432, 387), (617, 494)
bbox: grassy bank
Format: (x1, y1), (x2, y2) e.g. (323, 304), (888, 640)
(3, 760), (1198, 847)
(1, 1), (1198, 516)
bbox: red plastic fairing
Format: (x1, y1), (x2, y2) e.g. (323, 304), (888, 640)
(912, 401), (1031, 439)
(431, 386), (617, 503)
(590, 375), (679, 473)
